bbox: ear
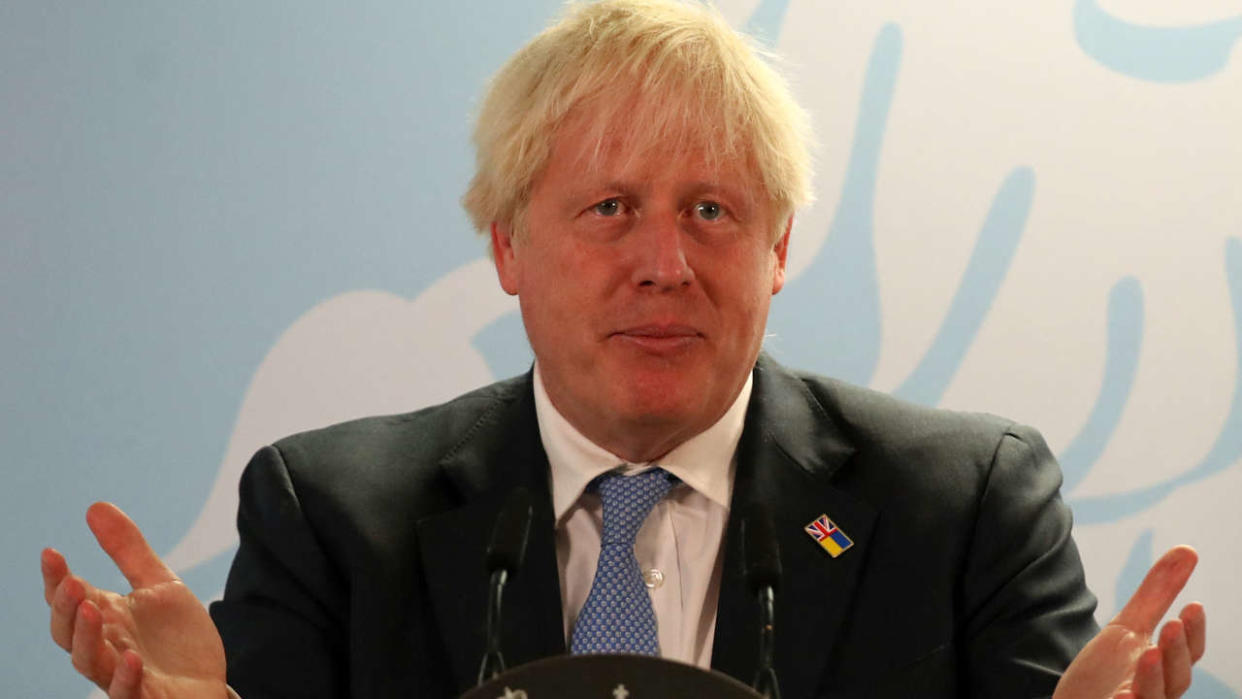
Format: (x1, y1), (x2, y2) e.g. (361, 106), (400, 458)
(770, 216), (792, 295)
(491, 221), (520, 296)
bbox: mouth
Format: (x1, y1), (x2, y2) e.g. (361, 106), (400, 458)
(611, 324), (703, 353)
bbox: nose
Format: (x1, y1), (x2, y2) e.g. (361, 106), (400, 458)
(631, 212), (695, 289)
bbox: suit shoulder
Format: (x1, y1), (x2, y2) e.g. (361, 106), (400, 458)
(273, 375), (526, 455)
(789, 369), (1046, 473)
(256, 374), (530, 496)
(774, 367), (1066, 551)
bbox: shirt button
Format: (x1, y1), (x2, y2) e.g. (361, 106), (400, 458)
(643, 568), (664, 589)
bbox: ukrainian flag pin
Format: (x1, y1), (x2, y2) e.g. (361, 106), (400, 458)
(804, 514), (853, 558)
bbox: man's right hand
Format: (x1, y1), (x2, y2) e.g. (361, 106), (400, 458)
(42, 502), (229, 699)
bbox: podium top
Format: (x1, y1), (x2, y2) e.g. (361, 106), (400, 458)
(461, 654), (761, 699)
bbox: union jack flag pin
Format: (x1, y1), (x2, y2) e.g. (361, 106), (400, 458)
(804, 514), (853, 558)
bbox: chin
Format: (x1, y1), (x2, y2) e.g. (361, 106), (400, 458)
(608, 382), (708, 427)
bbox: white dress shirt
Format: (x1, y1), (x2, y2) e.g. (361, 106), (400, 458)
(533, 364), (751, 668)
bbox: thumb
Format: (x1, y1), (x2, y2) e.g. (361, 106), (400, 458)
(86, 502), (178, 590)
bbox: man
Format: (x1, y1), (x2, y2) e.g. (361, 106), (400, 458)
(42, 1), (1206, 697)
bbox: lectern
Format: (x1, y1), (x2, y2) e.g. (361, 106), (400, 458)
(461, 654), (762, 699)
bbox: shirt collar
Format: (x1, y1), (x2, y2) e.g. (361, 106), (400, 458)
(534, 363), (752, 523)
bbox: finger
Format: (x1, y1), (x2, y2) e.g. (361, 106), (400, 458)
(107, 649), (143, 699)
(1179, 602), (1206, 663)
(86, 502), (177, 589)
(70, 600), (116, 688)
(1158, 618), (1192, 697)
(1113, 546), (1198, 634)
(50, 575), (88, 651)
(42, 548), (70, 606)
(1131, 646), (1167, 699)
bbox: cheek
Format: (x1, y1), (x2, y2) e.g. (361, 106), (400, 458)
(535, 237), (609, 283)
(517, 258), (602, 337)
(715, 248), (780, 302)
(725, 257), (780, 336)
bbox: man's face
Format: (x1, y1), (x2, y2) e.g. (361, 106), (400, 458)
(492, 111), (790, 462)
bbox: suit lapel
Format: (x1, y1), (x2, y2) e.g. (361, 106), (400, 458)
(415, 374), (566, 692)
(713, 356), (878, 697)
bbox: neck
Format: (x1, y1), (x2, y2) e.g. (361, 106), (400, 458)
(586, 420), (709, 464)
(533, 365), (751, 464)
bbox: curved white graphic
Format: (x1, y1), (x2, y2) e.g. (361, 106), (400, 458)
(161, 258), (518, 572)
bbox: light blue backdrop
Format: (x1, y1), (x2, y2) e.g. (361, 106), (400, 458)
(4, 1), (1240, 696)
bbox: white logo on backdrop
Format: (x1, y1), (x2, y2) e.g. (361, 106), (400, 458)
(161, 258), (517, 574)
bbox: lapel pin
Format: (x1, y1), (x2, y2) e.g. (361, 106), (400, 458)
(805, 514), (853, 558)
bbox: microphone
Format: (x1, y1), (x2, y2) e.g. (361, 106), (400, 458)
(477, 488), (534, 686)
(742, 506), (782, 699)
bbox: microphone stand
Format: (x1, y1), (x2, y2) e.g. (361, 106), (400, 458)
(478, 568), (509, 684)
(754, 584), (780, 699)
(476, 488), (533, 686)
(743, 507), (782, 699)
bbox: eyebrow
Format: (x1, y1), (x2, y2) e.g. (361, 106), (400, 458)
(594, 179), (745, 198)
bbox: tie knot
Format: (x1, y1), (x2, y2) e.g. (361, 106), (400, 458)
(594, 468), (675, 545)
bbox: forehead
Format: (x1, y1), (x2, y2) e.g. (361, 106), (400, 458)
(543, 98), (763, 193)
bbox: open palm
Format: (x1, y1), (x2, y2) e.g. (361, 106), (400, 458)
(43, 503), (227, 699)
(1054, 546), (1206, 699)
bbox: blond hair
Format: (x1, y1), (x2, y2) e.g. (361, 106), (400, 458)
(461, 0), (813, 241)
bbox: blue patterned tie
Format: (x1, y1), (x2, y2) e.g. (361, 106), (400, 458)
(570, 468), (675, 655)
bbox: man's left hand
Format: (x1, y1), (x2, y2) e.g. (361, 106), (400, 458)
(1054, 545), (1206, 699)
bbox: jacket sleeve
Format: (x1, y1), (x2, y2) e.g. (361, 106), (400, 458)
(959, 424), (1099, 698)
(208, 445), (350, 699)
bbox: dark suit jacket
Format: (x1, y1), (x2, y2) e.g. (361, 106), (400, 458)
(209, 356), (1098, 698)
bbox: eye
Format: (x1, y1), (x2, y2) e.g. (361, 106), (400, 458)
(592, 198), (626, 217)
(695, 201), (724, 221)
